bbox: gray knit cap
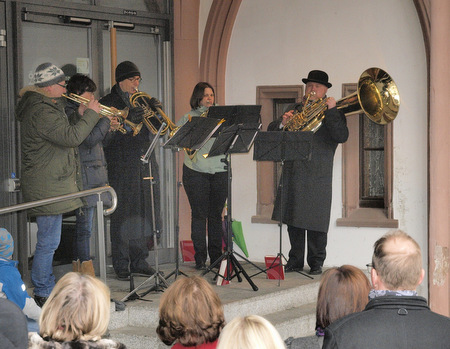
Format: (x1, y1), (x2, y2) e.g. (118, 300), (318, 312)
(0, 228), (13, 259)
(33, 62), (66, 87)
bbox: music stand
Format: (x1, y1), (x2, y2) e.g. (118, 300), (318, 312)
(121, 123), (169, 302)
(164, 116), (224, 151)
(162, 117), (225, 279)
(201, 106), (262, 292)
(253, 131), (314, 283)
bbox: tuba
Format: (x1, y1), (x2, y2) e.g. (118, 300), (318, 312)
(283, 67), (400, 132)
(130, 91), (177, 136)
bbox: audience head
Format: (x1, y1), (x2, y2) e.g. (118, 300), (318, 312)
(66, 73), (97, 95)
(217, 315), (285, 349)
(371, 229), (424, 291)
(0, 228), (14, 259)
(316, 265), (371, 330)
(190, 82), (215, 109)
(39, 272), (111, 342)
(157, 275), (225, 347)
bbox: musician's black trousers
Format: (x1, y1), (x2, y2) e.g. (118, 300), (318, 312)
(182, 165), (228, 267)
(286, 225), (327, 270)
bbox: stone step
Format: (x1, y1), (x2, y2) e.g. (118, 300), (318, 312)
(108, 278), (320, 348)
(109, 302), (317, 349)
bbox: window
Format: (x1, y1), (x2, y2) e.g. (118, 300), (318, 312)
(360, 117), (385, 208)
(337, 84), (398, 228)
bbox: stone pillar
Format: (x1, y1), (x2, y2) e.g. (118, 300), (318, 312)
(429, 0), (450, 316)
(173, 0), (201, 242)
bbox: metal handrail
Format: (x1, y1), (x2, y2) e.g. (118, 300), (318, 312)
(0, 185), (117, 282)
(0, 186), (117, 216)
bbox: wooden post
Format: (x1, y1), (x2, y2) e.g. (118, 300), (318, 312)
(109, 21), (117, 86)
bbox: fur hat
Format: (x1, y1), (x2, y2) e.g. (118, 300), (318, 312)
(0, 228), (13, 259)
(33, 62), (66, 87)
(115, 61), (141, 83)
(302, 70), (332, 88)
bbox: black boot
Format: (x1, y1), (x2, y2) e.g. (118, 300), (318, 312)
(34, 295), (48, 308)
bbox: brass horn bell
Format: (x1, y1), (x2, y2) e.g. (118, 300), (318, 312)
(283, 67), (400, 132)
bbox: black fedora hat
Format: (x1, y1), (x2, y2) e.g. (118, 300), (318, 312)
(302, 70), (332, 88)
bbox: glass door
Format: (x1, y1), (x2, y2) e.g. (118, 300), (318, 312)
(17, 4), (174, 266)
(101, 23), (175, 263)
(20, 20), (92, 88)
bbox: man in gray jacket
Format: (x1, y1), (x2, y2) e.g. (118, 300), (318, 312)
(323, 230), (450, 348)
(15, 62), (100, 306)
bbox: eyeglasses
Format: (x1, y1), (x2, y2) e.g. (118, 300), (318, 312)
(57, 82), (67, 88)
(366, 263), (374, 274)
(127, 77), (142, 83)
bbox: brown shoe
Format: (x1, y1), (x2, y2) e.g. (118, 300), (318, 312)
(80, 260), (96, 277)
(72, 260), (80, 272)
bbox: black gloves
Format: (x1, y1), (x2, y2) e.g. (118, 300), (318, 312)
(127, 106), (145, 123)
(148, 97), (163, 111)
(127, 98), (163, 123)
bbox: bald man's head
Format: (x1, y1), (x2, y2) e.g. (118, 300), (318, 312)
(372, 230), (423, 290)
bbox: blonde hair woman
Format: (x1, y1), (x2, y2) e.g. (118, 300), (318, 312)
(28, 272), (126, 348)
(217, 315), (286, 349)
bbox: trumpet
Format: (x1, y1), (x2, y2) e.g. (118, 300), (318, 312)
(63, 93), (142, 136)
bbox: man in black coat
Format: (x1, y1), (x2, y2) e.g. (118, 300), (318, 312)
(268, 70), (348, 275)
(100, 61), (162, 280)
(323, 230), (450, 348)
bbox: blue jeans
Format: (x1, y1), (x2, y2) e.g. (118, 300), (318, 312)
(27, 318), (39, 333)
(31, 214), (63, 297)
(74, 206), (95, 261)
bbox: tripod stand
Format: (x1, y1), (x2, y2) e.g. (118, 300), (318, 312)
(253, 131), (314, 283)
(165, 149), (187, 280)
(201, 121), (263, 291)
(121, 123), (169, 302)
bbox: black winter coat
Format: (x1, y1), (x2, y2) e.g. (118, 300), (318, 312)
(268, 104), (348, 233)
(67, 102), (112, 208)
(323, 296), (450, 349)
(99, 85), (161, 240)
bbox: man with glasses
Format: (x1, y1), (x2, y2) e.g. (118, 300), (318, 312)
(15, 62), (101, 306)
(323, 230), (450, 349)
(100, 61), (163, 280)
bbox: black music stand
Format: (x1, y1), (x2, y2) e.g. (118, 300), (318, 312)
(164, 116), (224, 151)
(201, 106), (262, 291)
(162, 117), (224, 280)
(253, 131), (314, 283)
(121, 123), (168, 302)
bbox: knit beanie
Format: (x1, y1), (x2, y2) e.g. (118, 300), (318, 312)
(33, 62), (66, 87)
(115, 61), (141, 83)
(0, 228), (13, 259)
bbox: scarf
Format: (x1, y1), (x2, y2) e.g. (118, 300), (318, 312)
(369, 289), (418, 299)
